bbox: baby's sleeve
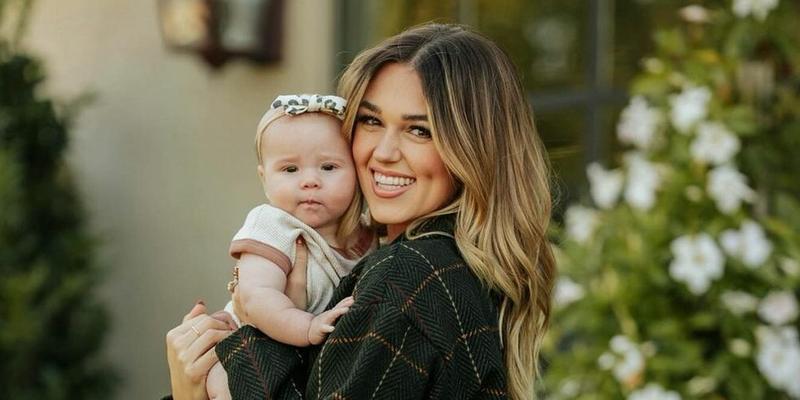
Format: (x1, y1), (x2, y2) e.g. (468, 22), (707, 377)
(228, 204), (296, 275)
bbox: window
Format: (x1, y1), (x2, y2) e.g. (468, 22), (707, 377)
(336, 0), (675, 210)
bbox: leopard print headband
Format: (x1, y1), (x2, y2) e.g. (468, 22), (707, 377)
(269, 94), (346, 120)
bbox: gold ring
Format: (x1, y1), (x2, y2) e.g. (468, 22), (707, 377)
(191, 325), (201, 336)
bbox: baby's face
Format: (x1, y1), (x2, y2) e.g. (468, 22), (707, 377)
(259, 113), (356, 233)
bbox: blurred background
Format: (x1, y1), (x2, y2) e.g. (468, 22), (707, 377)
(1, 0), (798, 399)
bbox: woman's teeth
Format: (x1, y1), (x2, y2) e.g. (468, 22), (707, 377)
(374, 172), (415, 187)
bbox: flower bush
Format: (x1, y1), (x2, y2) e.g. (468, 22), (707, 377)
(544, 1), (800, 398)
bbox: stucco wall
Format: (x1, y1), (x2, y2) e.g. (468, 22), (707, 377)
(24, 1), (335, 398)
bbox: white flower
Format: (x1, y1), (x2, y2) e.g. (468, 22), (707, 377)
(554, 277), (585, 308)
(643, 58), (665, 74)
(684, 185), (704, 202)
(628, 383), (681, 400)
(687, 376), (717, 396)
(565, 205), (599, 244)
(729, 338), (752, 357)
(598, 352), (616, 370)
(604, 335), (646, 384)
(558, 379), (581, 397)
(733, 0), (780, 21)
(720, 220), (772, 268)
(780, 257), (800, 277)
(721, 290), (759, 315)
(789, 376), (800, 399)
(707, 165), (756, 214)
(679, 5), (711, 23)
(625, 152), (661, 211)
(617, 96), (662, 150)
(690, 122), (740, 165)
(669, 233), (724, 295)
(758, 291), (799, 326)
(669, 86), (711, 133)
(587, 163), (624, 209)
(755, 326), (800, 396)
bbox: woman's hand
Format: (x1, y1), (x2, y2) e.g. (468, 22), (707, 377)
(165, 301), (234, 400)
(285, 237), (308, 310)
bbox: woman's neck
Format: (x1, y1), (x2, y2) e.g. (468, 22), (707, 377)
(385, 223), (409, 242)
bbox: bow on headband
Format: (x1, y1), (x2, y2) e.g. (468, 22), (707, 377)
(270, 94), (346, 120)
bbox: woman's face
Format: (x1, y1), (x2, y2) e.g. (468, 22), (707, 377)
(352, 63), (457, 239)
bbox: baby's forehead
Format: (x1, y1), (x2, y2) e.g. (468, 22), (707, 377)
(264, 113), (341, 139)
(261, 115), (349, 159)
(262, 144), (350, 162)
(269, 112), (341, 129)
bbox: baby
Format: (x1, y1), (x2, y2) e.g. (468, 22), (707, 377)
(206, 94), (375, 400)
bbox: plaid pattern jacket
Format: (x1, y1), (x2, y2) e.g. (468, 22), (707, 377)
(216, 215), (507, 399)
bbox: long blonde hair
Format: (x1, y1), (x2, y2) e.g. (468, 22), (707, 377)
(338, 23), (556, 399)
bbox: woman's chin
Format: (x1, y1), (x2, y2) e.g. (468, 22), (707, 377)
(368, 208), (408, 227)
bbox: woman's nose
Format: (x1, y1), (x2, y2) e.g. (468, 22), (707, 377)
(372, 130), (401, 163)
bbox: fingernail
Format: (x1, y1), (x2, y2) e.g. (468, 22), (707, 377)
(195, 299), (205, 306)
(296, 236), (305, 245)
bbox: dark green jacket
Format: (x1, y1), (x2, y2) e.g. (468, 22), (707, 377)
(216, 215), (507, 399)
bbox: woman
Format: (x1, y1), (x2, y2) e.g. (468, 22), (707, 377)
(166, 23), (556, 399)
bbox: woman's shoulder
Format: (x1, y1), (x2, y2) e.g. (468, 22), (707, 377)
(352, 233), (502, 351)
(352, 233), (461, 292)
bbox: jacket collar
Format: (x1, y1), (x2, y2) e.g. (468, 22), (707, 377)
(391, 213), (456, 244)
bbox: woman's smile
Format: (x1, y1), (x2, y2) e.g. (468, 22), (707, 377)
(371, 168), (416, 197)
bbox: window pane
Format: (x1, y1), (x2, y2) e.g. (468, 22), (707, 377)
(612, 0), (679, 87)
(534, 108), (587, 207)
(476, 0), (588, 91)
(336, 0), (459, 69)
(337, 0), (668, 201)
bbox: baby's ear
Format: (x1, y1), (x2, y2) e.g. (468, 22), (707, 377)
(257, 164), (265, 181)
(257, 165), (270, 198)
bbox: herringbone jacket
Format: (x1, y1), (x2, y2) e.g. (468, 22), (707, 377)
(216, 215), (507, 399)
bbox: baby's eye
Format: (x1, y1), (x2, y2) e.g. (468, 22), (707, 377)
(321, 163), (337, 171)
(283, 165), (298, 173)
(409, 126), (432, 139)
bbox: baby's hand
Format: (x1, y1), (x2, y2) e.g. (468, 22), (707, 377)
(307, 296), (355, 345)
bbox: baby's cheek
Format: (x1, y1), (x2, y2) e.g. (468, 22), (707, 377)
(330, 174), (357, 207)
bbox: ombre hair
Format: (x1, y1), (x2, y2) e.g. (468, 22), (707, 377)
(253, 105), (364, 245)
(338, 23), (556, 399)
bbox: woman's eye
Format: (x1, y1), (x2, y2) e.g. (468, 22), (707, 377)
(283, 166), (298, 173)
(356, 114), (381, 127)
(409, 126), (432, 139)
(321, 164), (337, 171)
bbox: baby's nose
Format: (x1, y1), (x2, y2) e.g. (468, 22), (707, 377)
(301, 174), (321, 189)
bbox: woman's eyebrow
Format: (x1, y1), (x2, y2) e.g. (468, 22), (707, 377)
(360, 100), (428, 122)
(402, 113), (428, 122)
(359, 100), (380, 113)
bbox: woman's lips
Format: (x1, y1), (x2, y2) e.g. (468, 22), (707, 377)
(371, 169), (415, 198)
